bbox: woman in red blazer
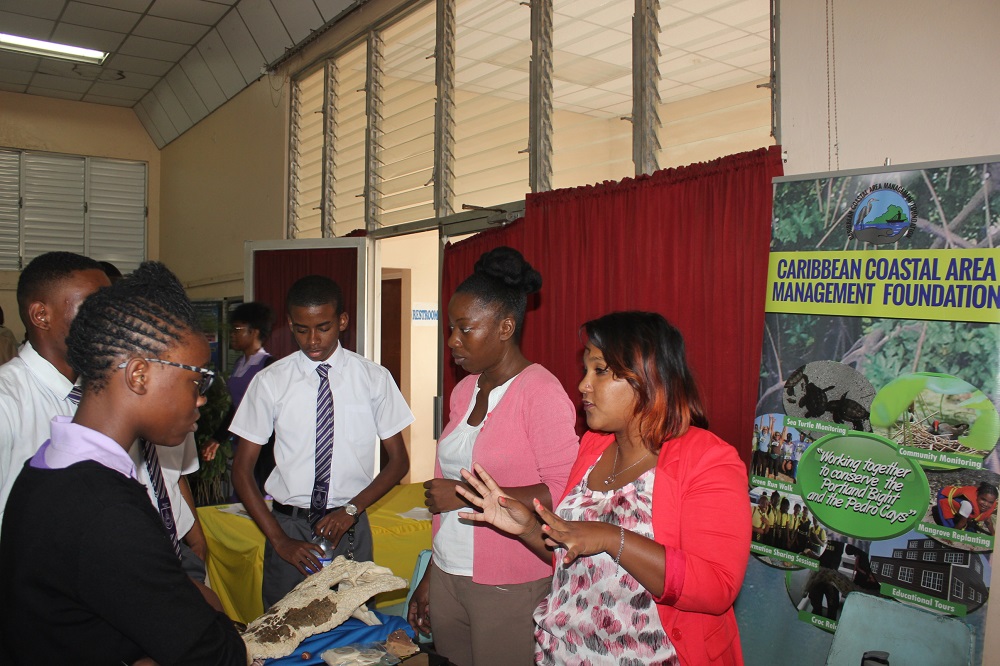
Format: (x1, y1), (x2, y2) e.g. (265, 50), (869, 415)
(458, 311), (751, 665)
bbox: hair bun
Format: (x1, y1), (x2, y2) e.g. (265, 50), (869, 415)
(473, 246), (542, 295)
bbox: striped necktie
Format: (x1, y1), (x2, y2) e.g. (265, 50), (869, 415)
(140, 439), (182, 558)
(310, 364), (334, 524)
(66, 385), (82, 405)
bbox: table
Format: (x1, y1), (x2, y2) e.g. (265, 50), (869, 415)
(198, 483), (432, 624)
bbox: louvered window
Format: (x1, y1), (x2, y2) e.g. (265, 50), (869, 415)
(0, 151), (20, 270)
(21, 153), (86, 260)
(452, 0), (530, 209)
(331, 43), (368, 236)
(87, 158), (146, 272)
(551, 0), (633, 189)
(289, 68), (326, 239)
(379, 4), (436, 227)
(0, 149), (146, 270)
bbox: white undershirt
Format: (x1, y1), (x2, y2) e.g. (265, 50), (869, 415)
(433, 374), (517, 576)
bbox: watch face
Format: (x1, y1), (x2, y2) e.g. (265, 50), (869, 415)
(345, 503), (358, 516)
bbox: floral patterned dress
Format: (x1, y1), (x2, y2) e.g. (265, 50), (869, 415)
(534, 465), (678, 666)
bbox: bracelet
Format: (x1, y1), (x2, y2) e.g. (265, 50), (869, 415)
(521, 520), (541, 540)
(614, 525), (625, 571)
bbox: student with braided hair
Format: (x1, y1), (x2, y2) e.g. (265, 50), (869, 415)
(0, 262), (247, 665)
(97, 259), (211, 581)
(0, 254), (211, 587)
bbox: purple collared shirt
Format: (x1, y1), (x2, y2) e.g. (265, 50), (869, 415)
(30, 416), (137, 480)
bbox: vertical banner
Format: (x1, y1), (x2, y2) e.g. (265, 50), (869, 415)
(745, 158), (999, 664)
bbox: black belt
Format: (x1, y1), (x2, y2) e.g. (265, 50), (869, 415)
(272, 501), (357, 522)
(272, 500), (309, 519)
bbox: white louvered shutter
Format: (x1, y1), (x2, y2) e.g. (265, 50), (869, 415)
(87, 158), (146, 272)
(0, 151), (20, 270)
(21, 152), (86, 262)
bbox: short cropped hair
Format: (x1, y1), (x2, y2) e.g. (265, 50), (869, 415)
(286, 275), (345, 315)
(16, 252), (104, 326)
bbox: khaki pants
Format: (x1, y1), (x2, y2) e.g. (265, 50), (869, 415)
(428, 561), (549, 666)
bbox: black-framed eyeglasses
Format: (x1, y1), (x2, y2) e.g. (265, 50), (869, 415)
(116, 358), (216, 395)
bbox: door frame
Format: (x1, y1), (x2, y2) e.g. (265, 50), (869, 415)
(244, 237), (374, 358)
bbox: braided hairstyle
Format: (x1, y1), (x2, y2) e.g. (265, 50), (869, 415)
(67, 261), (199, 393)
(16, 251), (104, 327)
(455, 247), (541, 342)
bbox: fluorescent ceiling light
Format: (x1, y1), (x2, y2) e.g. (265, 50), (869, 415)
(0, 33), (107, 65)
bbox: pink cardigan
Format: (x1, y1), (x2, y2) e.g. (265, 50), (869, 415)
(561, 428), (751, 666)
(433, 364), (579, 585)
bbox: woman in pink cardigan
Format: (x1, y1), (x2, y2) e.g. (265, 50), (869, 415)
(407, 247), (579, 666)
(458, 311), (751, 666)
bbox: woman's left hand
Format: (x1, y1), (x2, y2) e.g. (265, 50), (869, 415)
(533, 502), (619, 565)
(457, 463), (537, 536)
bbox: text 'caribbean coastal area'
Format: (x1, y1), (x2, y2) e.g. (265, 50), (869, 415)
(766, 249), (1000, 323)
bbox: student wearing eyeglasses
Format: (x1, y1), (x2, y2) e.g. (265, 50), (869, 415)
(101, 260), (215, 590)
(0, 262), (246, 665)
(0, 254), (214, 595)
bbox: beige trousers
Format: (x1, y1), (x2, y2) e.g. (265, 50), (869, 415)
(428, 561), (550, 666)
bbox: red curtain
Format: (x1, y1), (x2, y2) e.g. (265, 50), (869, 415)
(441, 146), (783, 465)
(252, 247), (361, 359)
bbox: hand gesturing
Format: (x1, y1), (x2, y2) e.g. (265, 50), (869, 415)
(456, 463), (537, 536)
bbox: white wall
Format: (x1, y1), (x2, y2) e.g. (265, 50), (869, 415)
(779, 0), (1000, 176)
(380, 230), (440, 482)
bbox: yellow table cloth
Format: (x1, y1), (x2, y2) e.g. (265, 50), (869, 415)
(197, 483), (431, 624)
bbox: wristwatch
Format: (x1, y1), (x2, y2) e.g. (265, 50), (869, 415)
(344, 503), (359, 519)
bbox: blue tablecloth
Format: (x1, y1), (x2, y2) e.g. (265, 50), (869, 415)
(265, 611), (414, 665)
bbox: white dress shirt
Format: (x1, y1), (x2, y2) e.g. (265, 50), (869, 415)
(0, 342), (77, 532)
(230, 344), (415, 508)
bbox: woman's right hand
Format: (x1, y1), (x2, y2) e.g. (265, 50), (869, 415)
(457, 463), (536, 536)
(423, 478), (470, 514)
(407, 570), (432, 637)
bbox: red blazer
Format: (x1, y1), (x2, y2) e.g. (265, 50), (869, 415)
(561, 428), (751, 666)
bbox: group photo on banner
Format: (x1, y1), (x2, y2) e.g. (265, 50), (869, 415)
(742, 157), (999, 665)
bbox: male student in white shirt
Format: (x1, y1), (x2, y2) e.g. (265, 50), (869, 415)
(0, 252), (110, 530)
(230, 275), (414, 608)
